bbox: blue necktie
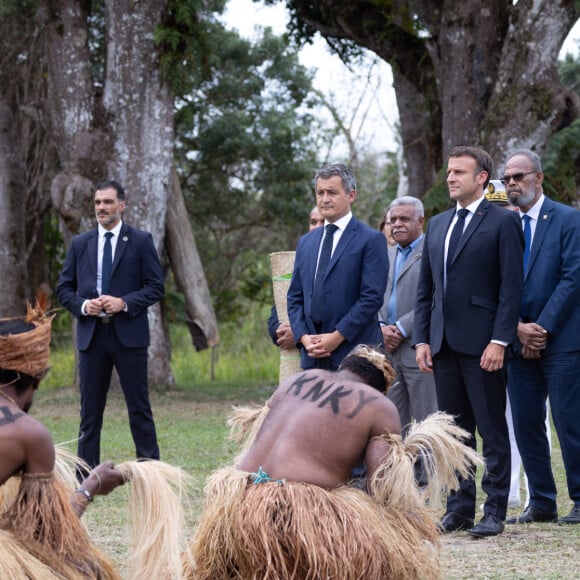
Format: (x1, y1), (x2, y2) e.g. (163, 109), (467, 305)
(446, 208), (469, 273)
(311, 224), (338, 325)
(101, 232), (113, 295)
(522, 214), (531, 272)
(387, 245), (412, 323)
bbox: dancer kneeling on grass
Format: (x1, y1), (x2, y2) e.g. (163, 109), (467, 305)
(0, 298), (125, 580)
(185, 344), (482, 580)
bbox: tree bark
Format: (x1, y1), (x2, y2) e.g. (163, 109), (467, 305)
(166, 170), (220, 350)
(0, 97), (28, 316)
(286, 0), (580, 192)
(41, 0), (219, 388)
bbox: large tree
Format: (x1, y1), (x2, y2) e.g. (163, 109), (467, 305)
(272, 0), (580, 196)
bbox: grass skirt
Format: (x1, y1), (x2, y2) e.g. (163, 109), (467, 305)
(185, 467), (440, 580)
(0, 472), (119, 580)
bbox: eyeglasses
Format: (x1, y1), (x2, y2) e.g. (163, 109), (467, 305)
(499, 171), (537, 186)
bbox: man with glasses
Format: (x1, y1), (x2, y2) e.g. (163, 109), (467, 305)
(414, 146), (524, 537)
(502, 149), (580, 526)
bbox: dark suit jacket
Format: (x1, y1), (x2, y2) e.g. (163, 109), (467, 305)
(414, 199), (524, 356)
(520, 197), (580, 354)
(57, 223), (165, 351)
(287, 216), (388, 368)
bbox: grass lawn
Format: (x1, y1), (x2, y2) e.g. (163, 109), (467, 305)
(32, 380), (579, 580)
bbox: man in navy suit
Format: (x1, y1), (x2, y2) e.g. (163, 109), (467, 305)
(287, 164), (388, 370)
(57, 180), (164, 472)
(503, 150), (580, 526)
(414, 146), (524, 537)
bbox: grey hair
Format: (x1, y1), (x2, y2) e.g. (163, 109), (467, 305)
(388, 196), (424, 219)
(314, 164), (356, 193)
(505, 149), (543, 172)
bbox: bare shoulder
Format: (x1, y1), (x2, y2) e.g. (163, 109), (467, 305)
(0, 410), (54, 483)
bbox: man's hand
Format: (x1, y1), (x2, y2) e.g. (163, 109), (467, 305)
(301, 331), (344, 358)
(480, 342), (505, 372)
(85, 296), (125, 316)
(275, 322), (295, 350)
(382, 324), (403, 352)
(415, 344), (433, 373)
(518, 321), (548, 350)
(83, 461), (126, 497)
(521, 345), (542, 359)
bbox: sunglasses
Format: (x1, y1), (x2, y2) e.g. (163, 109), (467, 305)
(499, 171), (537, 186)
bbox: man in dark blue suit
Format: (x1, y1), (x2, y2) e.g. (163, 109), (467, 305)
(503, 150), (580, 526)
(57, 180), (164, 472)
(414, 146), (524, 537)
(287, 164), (388, 371)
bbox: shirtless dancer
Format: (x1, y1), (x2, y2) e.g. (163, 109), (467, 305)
(0, 302), (124, 579)
(186, 345), (480, 580)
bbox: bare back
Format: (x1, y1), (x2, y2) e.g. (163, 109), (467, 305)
(0, 401), (55, 485)
(237, 369), (400, 488)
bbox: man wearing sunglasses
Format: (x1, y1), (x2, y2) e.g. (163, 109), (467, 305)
(503, 149), (580, 526)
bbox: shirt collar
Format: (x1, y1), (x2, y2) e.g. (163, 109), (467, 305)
(98, 221), (123, 238)
(455, 195), (484, 215)
(397, 233), (423, 252)
(325, 211), (352, 232)
(519, 193), (545, 222)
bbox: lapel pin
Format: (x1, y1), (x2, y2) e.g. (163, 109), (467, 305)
(123, 236), (128, 242)
(542, 215), (548, 220)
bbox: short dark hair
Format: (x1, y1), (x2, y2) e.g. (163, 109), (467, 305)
(449, 146), (493, 188)
(314, 164), (356, 194)
(95, 180), (126, 201)
(339, 356), (387, 392)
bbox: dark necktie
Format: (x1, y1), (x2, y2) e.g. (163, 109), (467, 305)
(522, 214), (531, 272)
(101, 232), (113, 295)
(446, 208), (469, 273)
(311, 224), (338, 324)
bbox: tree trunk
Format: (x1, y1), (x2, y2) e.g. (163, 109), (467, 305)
(41, 0), (218, 389)
(0, 97), (28, 316)
(287, 0), (580, 192)
(166, 169), (220, 351)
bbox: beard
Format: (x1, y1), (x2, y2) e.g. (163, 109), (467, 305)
(508, 188), (536, 209)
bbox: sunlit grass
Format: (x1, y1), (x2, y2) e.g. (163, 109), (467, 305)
(44, 303), (280, 393)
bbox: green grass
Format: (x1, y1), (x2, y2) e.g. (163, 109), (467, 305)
(32, 384), (579, 580)
(30, 307), (580, 579)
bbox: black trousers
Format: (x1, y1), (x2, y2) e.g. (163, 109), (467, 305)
(77, 320), (160, 471)
(433, 339), (510, 520)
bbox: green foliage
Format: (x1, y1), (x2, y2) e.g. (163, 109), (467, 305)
(173, 22), (321, 321)
(559, 49), (580, 94)
(155, 0), (227, 96)
(46, 303), (280, 391)
(541, 51), (580, 204)
(542, 118), (580, 204)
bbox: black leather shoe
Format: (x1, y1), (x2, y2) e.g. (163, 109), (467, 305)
(468, 514), (505, 537)
(438, 512), (474, 533)
(506, 505), (558, 524)
(558, 505), (580, 524)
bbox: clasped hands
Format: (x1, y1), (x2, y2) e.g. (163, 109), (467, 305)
(301, 330), (344, 358)
(518, 321), (548, 359)
(85, 295), (125, 316)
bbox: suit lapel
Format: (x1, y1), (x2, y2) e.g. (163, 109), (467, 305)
(397, 238), (423, 280)
(450, 200), (489, 267)
(526, 198), (553, 277)
(326, 218), (357, 278)
(88, 229), (99, 276)
(112, 223), (130, 274)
